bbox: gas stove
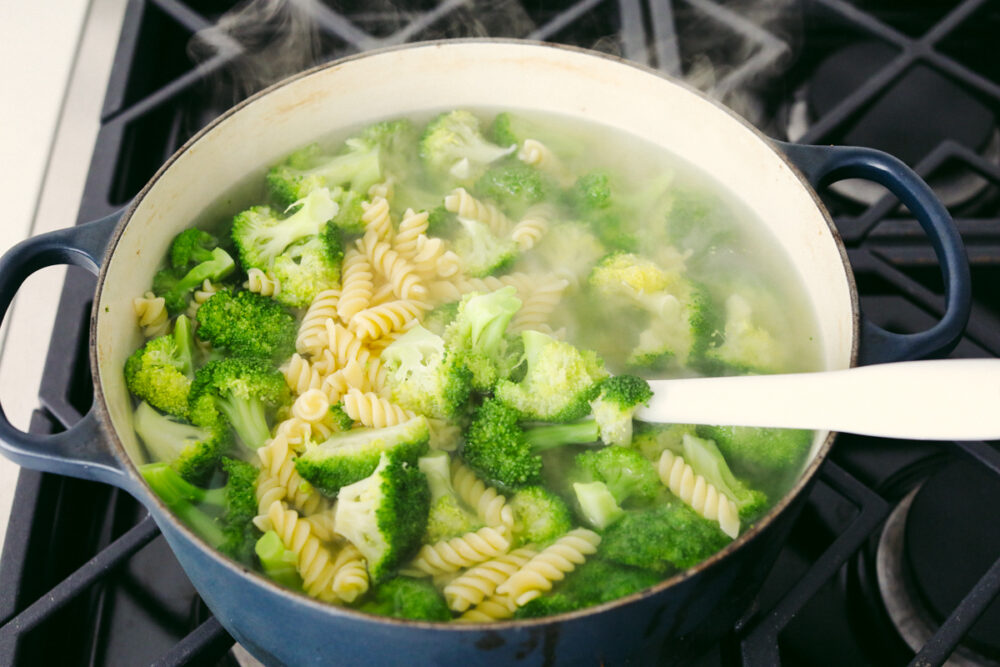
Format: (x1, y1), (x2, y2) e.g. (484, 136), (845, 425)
(1, 1), (999, 665)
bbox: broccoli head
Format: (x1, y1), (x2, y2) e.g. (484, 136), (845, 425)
(513, 593), (581, 619)
(699, 293), (782, 375)
(573, 446), (659, 508)
(452, 217), (518, 277)
(508, 485), (572, 547)
(133, 400), (229, 484)
(418, 451), (482, 543)
(269, 230), (343, 308)
(512, 558), (660, 619)
(255, 530), (304, 591)
(124, 316), (196, 418)
(494, 329), (608, 422)
(169, 229), (218, 269)
(359, 576), (451, 621)
(330, 187), (367, 236)
(589, 375), (652, 446)
(531, 221), (607, 285)
(295, 416), (430, 496)
(333, 452), (430, 583)
(231, 187), (337, 271)
(266, 140), (381, 208)
(381, 325), (472, 420)
(195, 290), (297, 360)
(442, 287), (522, 392)
(474, 163), (549, 218)
(600, 502), (731, 574)
(626, 282), (714, 371)
(419, 110), (515, 184)
(188, 357), (290, 451)
(153, 247), (236, 314)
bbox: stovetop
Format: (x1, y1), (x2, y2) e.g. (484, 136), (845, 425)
(1, 1), (999, 665)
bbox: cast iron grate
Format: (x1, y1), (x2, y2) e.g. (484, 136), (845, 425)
(2, 0), (999, 665)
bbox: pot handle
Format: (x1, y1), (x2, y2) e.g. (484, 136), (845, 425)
(0, 211), (129, 489)
(777, 141), (971, 364)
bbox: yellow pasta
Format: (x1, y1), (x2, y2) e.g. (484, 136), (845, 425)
(244, 267), (281, 297)
(408, 526), (512, 577)
(510, 274), (569, 334)
(367, 180), (393, 201)
(303, 506), (340, 542)
(361, 196), (393, 242)
(495, 529), (600, 607)
(255, 428), (329, 517)
(518, 139), (574, 187)
(281, 353), (323, 395)
(133, 292), (169, 338)
(322, 320), (371, 369)
(363, 231), (427, 301)
(331, 543), (370, 602)
(337, 247), (375, 323)
(444, 188), (511, 235)
(451, 460), (514, 529)
(321, 358), (386, 403)
(658, 450), (740, 539)
(291, 388), (331, 423)
(266, 500), (343, 603)
(393, 208), (428, 259)
(349, 299), (426, 341)
(444, 547), (538, 612)
(297, 289), (340, 356)
(511, 202), (555, 250)
(342, 388), (415, 428)
(410, 234), (460, 279)
(457, 594), (516, 622)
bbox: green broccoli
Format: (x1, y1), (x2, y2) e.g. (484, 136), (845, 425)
(295, 416), (430, 496)
(330, 187), (367, 236)
(588, 375), (653, 447)
(195, 290), (297, 360)
(695, 424), (812, 494)
(141, 457), (260, 563)
(153, 246), (236, 314)
(419, 110), (515, 184)
(266, 140), (381, 208)
(442, 287), (522, 392)
(381, 324), (472, 420)
(255, 530), (303, 590)
(530, 221), (607, 285)
(568, 170), (674, 253)
(333, 452), (430, 583)
(512, 559), (660, 618)
(124, 315), (196, 418)
(426, 204), (458, 238)
(572, 481), (624, 530)
(451, 217), (518, 277)
(699, 293), (782, 375)
(662, 186), (739, 257)
(231, 187), (337, 272)
(422, 301), (459, 336)
(188, 357), (290, 451)
(574, 446), (659, 507)
(169, 229), (218, 269)
(418, 451), (482, 543)
(626, 282), (714, 371)
(600, 502), (731, 574)
(630, 422), (697, 462)
(462, 398), (600, 491)
(508, 485), (572, 547)
(269, 230), (343, 308)
(489, 112), (577, 157)
(133, 401), (229, 484)
(494, 329), (608, 422)
(512, 593), (581, 619)
(328, 402), (354, 431)
(474, 163), (549, 218)
(359, 576), (451, 621)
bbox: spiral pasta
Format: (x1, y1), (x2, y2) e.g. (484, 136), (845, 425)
(322, 320), (371, 369)
(321, 358), (386, 403)
(495, 529), (601, 608)
(368, 180), (393, 201)
(444, 188), (511, 235)
(410, 235), (460, 280)
(291, 388), (331, 423)
(457, 594), (516, 622)
(282, 353), (323, 395)
(297, 289), (340, 356)
(349, 299), (426, 341)
(134, 292), (169, 338)
(658, 450), (740, 538)
(444, 547), (538, 612)
(184, 280), (221, 320)
(256, 429), (329, 517)
(266, 500), (343, 602)
(511, 203), (555, 250)
(245, 267), (281, 297)
(394, 208), (428, 259)
(363, 232), (426, 301)
(408, 526), (512, 577)
(303, 506), (340, 542)
(342, 388), (415, 428)
(361, 196), (393, 242)
(451, 461), (514, 529)
(510, 275), (569, 334)
(518, 139), (574, 187)
(331, 543), (370, 602)
(338, 248), (375, 323)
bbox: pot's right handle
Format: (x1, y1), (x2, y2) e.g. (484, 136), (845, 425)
(0, 211), (129, 489)
(777, 142), (971, 364)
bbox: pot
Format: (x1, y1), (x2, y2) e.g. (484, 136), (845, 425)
(0, 40), (971, 665)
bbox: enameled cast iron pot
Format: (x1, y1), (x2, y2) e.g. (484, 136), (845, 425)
(0, 41), (972, 665)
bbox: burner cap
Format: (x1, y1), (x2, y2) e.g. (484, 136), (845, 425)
(904, 458), (1000, 657)
(808, 41), (996, 166)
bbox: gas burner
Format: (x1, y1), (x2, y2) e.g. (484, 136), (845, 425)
(786, 41), (1000, 210)
(875, 459), (1000, 665)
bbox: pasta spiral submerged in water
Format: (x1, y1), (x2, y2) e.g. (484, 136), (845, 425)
(408, 526), (512, 577)
(495, 529), (601, 607)
(658, 450), (740, 539)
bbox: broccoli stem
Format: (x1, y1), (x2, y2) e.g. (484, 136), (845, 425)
(524, 420), (600, 452)
(175, 248), (235, 294)
(133, 402), (208, 465)
(141, 463), (225, 547)
(173, 315), (194, 378)
(217, 395), (271, 450)
(255, 531), (303, 590)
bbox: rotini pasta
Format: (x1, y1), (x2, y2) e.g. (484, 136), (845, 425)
(349, 299), (426, 341)
(444, 188), (511, 235)
(134, 292), (169, 338)
(408, 525), (512, 577)
(245, 267), (281, 297)
(256, 428), (329, 517)
(282, 353), (323, 395)
(337, 247), (375, 323)
(363, 232), (427, 301)
(266, 500), (343, 602)
(658, 450), (740, 539)
(342, 388), (415, 428)
(331, 543), (370, 602)
(184, 280), (221, 320)
(510, 274), (569, 334)
(297, 288), (340, 356)
(322, 320), (371, 369)
(394, 208), (428, 259)
(517, 139), (574, 187)
(444, 547), (538, 612)
(361, 196), (393, 242)
(511, 202), (555, 250)
(495, 528), (601, 607)
(410, 235), (460, 280)
(451, 461), (514, 529)
(291, 388), (331, 423)
(457, 594), (516, 622)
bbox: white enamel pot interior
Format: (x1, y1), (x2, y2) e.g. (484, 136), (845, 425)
(93, 38), (855, 616)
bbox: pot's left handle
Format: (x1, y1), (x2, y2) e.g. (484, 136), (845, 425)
(777, 141), (972, 364)
(0, 211), (129, 489)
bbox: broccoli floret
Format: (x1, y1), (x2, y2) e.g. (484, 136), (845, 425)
(589, 252), (675, 296)
(418, 451), (482, 543)
(494, 329), (608, 422)
(333, 452), (430, 583)
(359, 576), (451, 621)
(474, 163), (548, 218)
(508, 485), (572, 547)
(442, 287), (522, 392)
(295, 417), (430, 496)
(170, 229), (218, 269)
(255, 530), (303, 590)
(426, 204), (458, 238)
(489, 112), (577, 157)
(630, 422), (697, 462)
(270, 231), (343, 308)
(626, 282), (714, 371)
(452, 217), (518, 277)
(141, 457), (260, 563)
(154, 247), (236, 314)
(678, 434), (768, 522)
(462, 398), (599, 491)
(419, 110), (515, 184)
(513, 593), (581, 619)
(530, 222), (607, 285)
(588, 375), (652, 447)
(423, 301), (459, 336)
(188, 358), (289, 451)
(601, 502), (731, 574)
(133, 401), (229, 484)
(573, 446), (659, 507)
(329, 188), (366, 235)
(663, 186), (739, 257)
(124, 316), (196, 418)
(573, 481), (624, 530)
(329, 402), (354, 431)
(511, 559), (660, 619)
(266, 140), (381, 208)
(695, 424), (812, 494)
(231, 187), (338, 271)
(568, 170), (675, 253)
(699, 293), (782, 375)
(381, 325), (472, 420)
(195, 290), (297, 360)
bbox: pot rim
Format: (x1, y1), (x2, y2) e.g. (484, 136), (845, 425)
(90, 37), (859, 630)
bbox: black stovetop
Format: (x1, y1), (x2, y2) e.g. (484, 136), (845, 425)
(2, 1), (999, 665)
